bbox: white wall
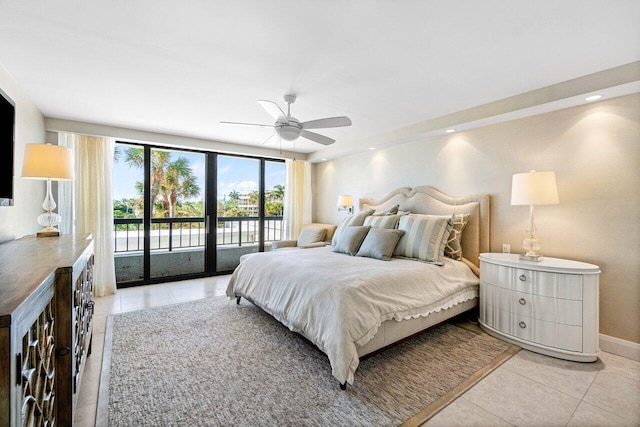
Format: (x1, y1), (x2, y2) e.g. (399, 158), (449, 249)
(313, 93), (640, 344)
(0, 65), (46, 243)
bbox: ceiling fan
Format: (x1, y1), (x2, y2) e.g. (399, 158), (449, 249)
(221, 94), (352, 146)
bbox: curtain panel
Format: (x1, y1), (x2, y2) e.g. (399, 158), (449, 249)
(74, 135), (117, 296)
(283, 159), (312, 240)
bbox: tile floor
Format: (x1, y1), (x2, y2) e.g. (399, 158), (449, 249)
(75, 276), (640, 427)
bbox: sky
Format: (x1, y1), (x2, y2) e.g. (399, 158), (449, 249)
(112, 145), (285, 202)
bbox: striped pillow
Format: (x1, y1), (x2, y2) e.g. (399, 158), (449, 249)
(331, 209), (374, 246)
(393, 214), (453, 265)
(364, 214), (401, 229)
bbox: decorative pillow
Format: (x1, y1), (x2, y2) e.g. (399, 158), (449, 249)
(444, 213), (470, 261)
(393, 214), (453, 265)
(297, 226), (327, 247)
(373, 204), (399, 216)
(297, 225), (327, 246)
(356, 228), (405, 261)
(364, 214), (402, 230)
(331, 209), (374, 246)
(333, 226), (371, 256)
(307, 222), (338, 242)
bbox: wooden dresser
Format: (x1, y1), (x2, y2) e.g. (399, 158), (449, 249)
(0, 234), (94, 427)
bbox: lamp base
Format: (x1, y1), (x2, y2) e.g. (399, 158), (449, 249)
(519, 254), (543, 262)
(37, 230), (60, 238)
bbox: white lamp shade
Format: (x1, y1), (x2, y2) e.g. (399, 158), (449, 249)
(336, 194), (353, 207)
(511, 170), (559, 206)
(22, 143), (75, 181)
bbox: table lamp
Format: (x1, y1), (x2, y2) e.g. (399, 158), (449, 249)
(22, 143), (74, 237)
(511, 170), (559, 261)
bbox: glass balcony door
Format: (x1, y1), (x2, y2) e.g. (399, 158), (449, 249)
(149, 147), (207, 280)
(113, 143), (285, 285)
(214, 156), (285, 272)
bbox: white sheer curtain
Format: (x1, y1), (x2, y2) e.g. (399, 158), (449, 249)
(283, 159), (312, 240)
(75, 135), (117, 297)
(57, 132), (75, 234)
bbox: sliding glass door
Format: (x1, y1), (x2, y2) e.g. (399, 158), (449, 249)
(113, 143), (284, 286)
(148, 147), (206, 280)
(215, 156), (285, 272)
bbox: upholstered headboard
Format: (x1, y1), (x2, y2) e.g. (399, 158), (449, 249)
(359, 186), (490, 268)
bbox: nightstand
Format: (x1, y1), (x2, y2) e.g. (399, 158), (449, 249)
(478, 253), (600, 362)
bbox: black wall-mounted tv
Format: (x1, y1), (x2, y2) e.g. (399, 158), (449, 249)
(0, 88), (15, 206)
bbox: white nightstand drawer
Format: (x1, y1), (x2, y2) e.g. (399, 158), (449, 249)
(480, 303), (512, 332)
(481, 262), (512, 289)
(513, 291), (583, 326)
(512, 315), (583, 352)
(513, 269), (583, 300)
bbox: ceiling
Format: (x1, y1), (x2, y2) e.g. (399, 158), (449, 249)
(0, 1), (639, 156)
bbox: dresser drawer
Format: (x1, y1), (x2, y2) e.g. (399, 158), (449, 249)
(481, 262), (512, 289)
(513, 291), (582, 326)
(513, 314), (583, 352)
(480, 302), (512, 333)
(514, 269), (582, 300)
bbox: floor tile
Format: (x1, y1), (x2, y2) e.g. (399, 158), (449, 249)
(501, 349), (602, 398)
(424, 397), (513, 426)
(598, 351), (640, 381)
(463, 367), (580, 426)
(74, 403), (97, 427)
(582, 369), (640, 423)
(77, 356), (102, 408)
(567, 401), (639, 427)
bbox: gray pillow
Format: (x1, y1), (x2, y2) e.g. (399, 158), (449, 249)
(297, 226), (327, 247)
(333, 225), (371, 256)
(331, 209), (374, 246)
(356, 228), (405, 261)
(373, 204), (399, 216)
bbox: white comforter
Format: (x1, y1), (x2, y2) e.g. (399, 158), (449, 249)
(226, 246), (479, 385)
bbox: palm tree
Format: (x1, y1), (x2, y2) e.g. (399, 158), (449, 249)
(268, 184), (285, 202)
(122, 148), (200, 218)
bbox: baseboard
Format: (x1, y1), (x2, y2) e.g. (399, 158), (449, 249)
(600, 334), (640, 362)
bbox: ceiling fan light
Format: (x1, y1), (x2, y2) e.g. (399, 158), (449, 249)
(276, 125), (302, 141)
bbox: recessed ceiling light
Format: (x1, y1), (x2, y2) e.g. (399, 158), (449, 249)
(369, 147), (376, 150)
(585, 94), (603, 102)
(321, 158), (327, 161)
(445, 129), (456, 133)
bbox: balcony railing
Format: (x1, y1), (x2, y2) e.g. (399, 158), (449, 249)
(113, 216), (283, 253)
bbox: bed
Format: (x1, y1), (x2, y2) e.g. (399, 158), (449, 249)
(226, 186), (490, 388)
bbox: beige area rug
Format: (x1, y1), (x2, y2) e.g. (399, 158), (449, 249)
(97, 296), (518, 426)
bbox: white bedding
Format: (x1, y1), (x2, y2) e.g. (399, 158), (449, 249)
(226, 245), (479, 385)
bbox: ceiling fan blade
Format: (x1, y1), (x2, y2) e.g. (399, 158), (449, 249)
(257, 100), (287, 120)
(301, 130), (335, 145)
(300, 116), (352, 130)
(220, 121), (274, 128)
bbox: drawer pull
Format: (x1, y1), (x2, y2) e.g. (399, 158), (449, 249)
(519, 298), (526, 305)
(519, 274), (527, 282)
(519, 321), (527, 329)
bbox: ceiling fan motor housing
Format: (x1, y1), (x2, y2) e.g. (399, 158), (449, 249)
(275, 117), (302, 140)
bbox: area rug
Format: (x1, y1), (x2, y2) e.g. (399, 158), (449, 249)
(96, 296), (518, 426)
